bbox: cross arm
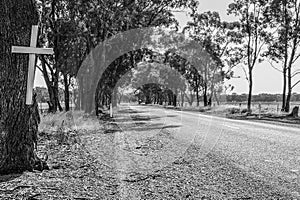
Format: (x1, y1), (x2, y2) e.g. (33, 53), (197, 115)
(12, 46), (54, 55)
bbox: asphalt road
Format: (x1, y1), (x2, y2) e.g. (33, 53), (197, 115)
(114, 104), (300, 199)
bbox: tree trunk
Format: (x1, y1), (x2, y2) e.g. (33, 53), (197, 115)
(208, 96), (212, 107)
(209, 81), (215, 107)
(196, 89), (200, 107)
(173, 93), (177, 107)
(0, 0), (46, 174)
(203, 85), (208, 107)
(247, 69), (253, 113)
(285, 67), (292, 112)
(214, 90), (220, 105)
(282, 0), (290, 112)
(40, 59), (62, 113)
(282, 69), (287, 111)
(145, 91), (151, 104)
(55, 76), (63, 112)
(78, 76), (84, 110)
(159, 92), (163, 105)
(63, 73), (70, 111)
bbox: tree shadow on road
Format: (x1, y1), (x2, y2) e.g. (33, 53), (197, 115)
(118, 122), (181, 132)
(116, 108), (147, 114)
(113, 114), (177, 123)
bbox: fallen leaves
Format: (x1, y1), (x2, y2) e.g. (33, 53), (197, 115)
(0, 110), (297, 199)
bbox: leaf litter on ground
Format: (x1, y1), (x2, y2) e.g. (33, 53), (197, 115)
(0, 110), (297, 200)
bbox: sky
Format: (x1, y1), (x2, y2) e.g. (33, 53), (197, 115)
(34, 0), (300, 95)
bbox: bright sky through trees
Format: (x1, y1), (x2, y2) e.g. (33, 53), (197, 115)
(34, 0), (300, 95)
(174, 0), (300, 95)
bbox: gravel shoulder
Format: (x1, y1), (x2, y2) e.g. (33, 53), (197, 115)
(0, 110), (297, 199)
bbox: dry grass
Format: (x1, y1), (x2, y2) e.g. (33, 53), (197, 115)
(0, 111), (119, 200)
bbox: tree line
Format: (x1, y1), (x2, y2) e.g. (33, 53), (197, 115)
(33, 0), (300, 114)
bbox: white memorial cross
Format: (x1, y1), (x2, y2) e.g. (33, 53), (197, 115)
(11, 25), (54, 105)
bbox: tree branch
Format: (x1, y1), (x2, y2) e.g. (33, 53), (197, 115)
(267, 60), (283, 73)
(242, 66), (249, 82)
(292, 70), (300, 78)
(36, 65), (43, 73)
(292, 80), (300, 89)
(292, 52), (300, 64)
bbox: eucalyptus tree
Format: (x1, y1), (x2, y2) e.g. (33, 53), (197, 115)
(263, 0), (300, 112)
(183, 11), (240, 106)
(79, 0), (199, 112)
(163, 51), (202, 105)
(153, 30), (204, 106)
(0, 0), (46, 174)
(57, 22), (87, 111)
(36, 0), (184, 112)
(228, 0), (268, 112)
(37, 0), (67, 112)
(161, 63), (187, 106)
(131, 61), (186, 106)
(94, 49), (148, 113)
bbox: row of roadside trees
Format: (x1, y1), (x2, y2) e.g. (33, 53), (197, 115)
(226, 0), (300, 112)
(24, 0), (300, 114)
(112, 0), (300, 113)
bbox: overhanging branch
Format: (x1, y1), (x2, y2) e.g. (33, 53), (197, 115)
(292, 80), (300, 89)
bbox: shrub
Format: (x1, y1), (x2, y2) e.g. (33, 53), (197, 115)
(227, 108), (240, 114)
(241, 109), (248, 114)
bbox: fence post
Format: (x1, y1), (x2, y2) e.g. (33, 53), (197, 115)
(110, 103), (113, 118)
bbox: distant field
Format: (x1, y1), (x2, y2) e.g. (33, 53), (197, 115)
(223, 102), (300, 113)
(38, 102), (76, 112)
(181, 101), (299, 107)
(177, 101), (300, 114)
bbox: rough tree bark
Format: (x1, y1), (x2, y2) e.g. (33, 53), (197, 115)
(40, 57), (63, 113)
(203, 85), (208, 107)
(247, 68), (253, 113)
(0, 0), (46, 174)
(196, 88), (200, 107)
(63, 73), (70, 111)
(281, 0), (288, 112)
(285, 67), (292, 113)
(282, 68), (287, 111)
(173, 93), (177, 107)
